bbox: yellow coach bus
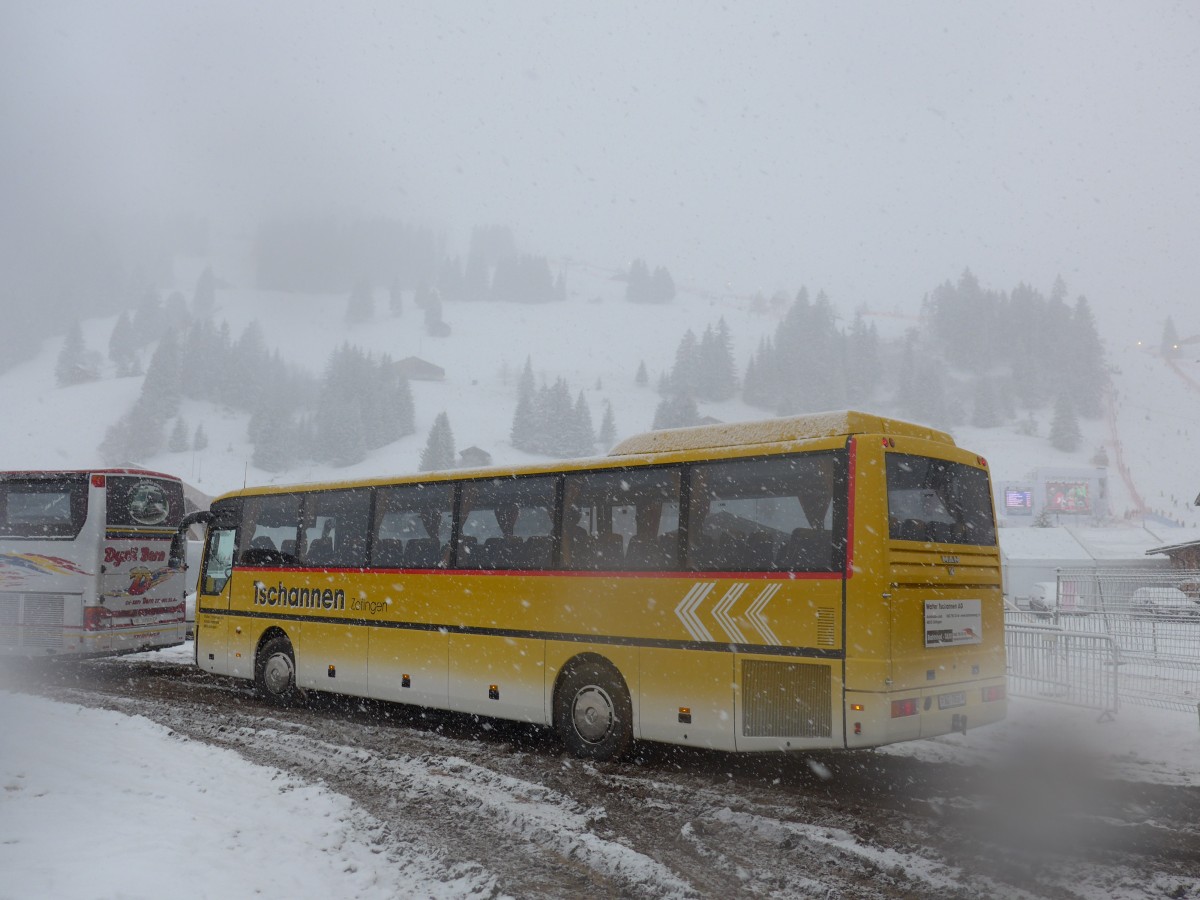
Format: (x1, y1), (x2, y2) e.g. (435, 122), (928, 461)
(189, 411), (1005, 759)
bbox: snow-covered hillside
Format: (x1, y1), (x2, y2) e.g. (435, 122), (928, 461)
(2, 256), (1198, 535)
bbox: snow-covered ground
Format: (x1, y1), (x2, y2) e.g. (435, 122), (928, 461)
(2, 641), (1197, 900)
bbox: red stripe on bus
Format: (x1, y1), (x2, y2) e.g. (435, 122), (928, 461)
(234, 566), (843, 581)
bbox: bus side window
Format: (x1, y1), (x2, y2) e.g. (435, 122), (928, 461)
(300, 489), (371, 569)
(562, 467), (681, 572)
(371, 482), (455, 569)
(456, 475), (556, 570)
(688, 455), (838, 573)
(239, 494), (301, 567)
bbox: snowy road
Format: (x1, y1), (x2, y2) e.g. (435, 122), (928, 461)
(5, 649), (1200, 900)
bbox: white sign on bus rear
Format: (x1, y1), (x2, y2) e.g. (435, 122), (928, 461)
(924, 599), (982, 647)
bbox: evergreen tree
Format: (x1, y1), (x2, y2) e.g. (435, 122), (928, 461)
(55, 321), (90, 386)
(193, 423), (209, 451)
(541, 379), (575, 456)
(419, 412), (456, 471)
(625, 259), (651, 303)
(970, 378), (1001, 428)
(697, 319), (737, 400)
(132, 291), (167, 343)
(108, 311), (139, 375)
(845, 312), (880, 404)
(437, 257), (465, 304)
(168, 417), (190, 452)
(510, 357), (538, 451)
(1049, 393), (1082, 452)
(635, 360), (648, 387)
(652, 394), (701, 430)
(1066, 296), (1106, 417)
(598, 402), (616, 448)
(424, 289), (450, 336)
(669, 329), (701, 396)
(569, 391), (596, 457)
(650, 266), (676, 303)
(140, 331), (184, 420)
(250, 395), (298, 471)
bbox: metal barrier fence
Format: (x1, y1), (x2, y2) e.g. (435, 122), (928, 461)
(1004, 623), (1119, 716)
(1006, 568), (1200, 713)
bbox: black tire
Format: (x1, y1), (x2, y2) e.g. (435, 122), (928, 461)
(255, 635), (299, 706)
(554, 660), (633, 761)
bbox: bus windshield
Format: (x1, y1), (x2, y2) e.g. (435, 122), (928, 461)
(886, 454), (995, 546)
(0, 474), (89, 538)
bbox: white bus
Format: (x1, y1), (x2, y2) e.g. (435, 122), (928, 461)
(0, 469), (189, 658)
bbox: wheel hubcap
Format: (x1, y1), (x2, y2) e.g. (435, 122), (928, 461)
(572, 685), (614, 743)
(263, 653), (293, 695)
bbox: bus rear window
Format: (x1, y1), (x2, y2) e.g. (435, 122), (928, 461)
(106, 476), (184, 528)
(886, 455), (996, 546)
(0, 475), (89, 538)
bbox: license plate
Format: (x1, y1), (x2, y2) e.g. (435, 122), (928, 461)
(937, 691), (966, 710)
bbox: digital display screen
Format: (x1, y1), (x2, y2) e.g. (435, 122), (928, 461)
(1045, 481), (1090, 513)
(1004, 489), (1034, 514)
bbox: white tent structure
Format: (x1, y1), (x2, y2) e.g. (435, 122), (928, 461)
(999, 525), (1173, 604)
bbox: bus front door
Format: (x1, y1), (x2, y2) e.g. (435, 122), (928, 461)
(195, 525), (236, 674)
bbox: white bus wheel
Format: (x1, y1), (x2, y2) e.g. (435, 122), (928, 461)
(255, 635), (298, 706)
(554, 660), (632, 761)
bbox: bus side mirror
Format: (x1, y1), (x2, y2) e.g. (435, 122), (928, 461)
(168, 533), (187, 570)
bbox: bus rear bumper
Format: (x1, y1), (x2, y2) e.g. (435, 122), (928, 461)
(844, 679), (1007, 749)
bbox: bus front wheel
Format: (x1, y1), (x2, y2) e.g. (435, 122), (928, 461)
(554, 660), (633, 761)
(256, 635), (299, 706)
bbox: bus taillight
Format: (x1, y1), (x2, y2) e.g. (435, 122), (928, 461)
(890, 698), (919, 718)
(83, 607), (108, 631)
(91, 474), (106, 487)
(982, 685), (1005, 702)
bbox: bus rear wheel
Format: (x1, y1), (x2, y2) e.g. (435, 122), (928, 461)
(256, 635), (299, 706)
(554, 660), (633, 761)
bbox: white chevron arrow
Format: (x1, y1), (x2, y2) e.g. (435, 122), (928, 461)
(746, 584), (781, 645)
(711, 583), (749, 644)
(674, 582), (716, 642)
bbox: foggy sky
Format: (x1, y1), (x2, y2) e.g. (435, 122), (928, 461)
(3, 1), (1198, 326)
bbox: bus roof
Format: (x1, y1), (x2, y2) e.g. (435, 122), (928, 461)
(609, 410), (954, 456)
(210, 411), (956, 503)
(0, 468), (181, 481)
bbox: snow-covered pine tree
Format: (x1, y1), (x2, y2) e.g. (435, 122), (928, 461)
(571, 391), (596, 457)
(669, 329), (701, 398)
(510, 357), (538, 451)
(193, 423), (209, 451)
(625, 259), (651, 303)
(598, 402), (616, 448)
(419, 412), (456, 471)
(652, 394), (701, 430)
(55, 321), (91, 386)
(1066, 295), (1106, 418)
(1049, 393), (1082, 452)
(168, 417), (190, 452)
(970, 378), (1001, 428)
(635, 360), (648, 387)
